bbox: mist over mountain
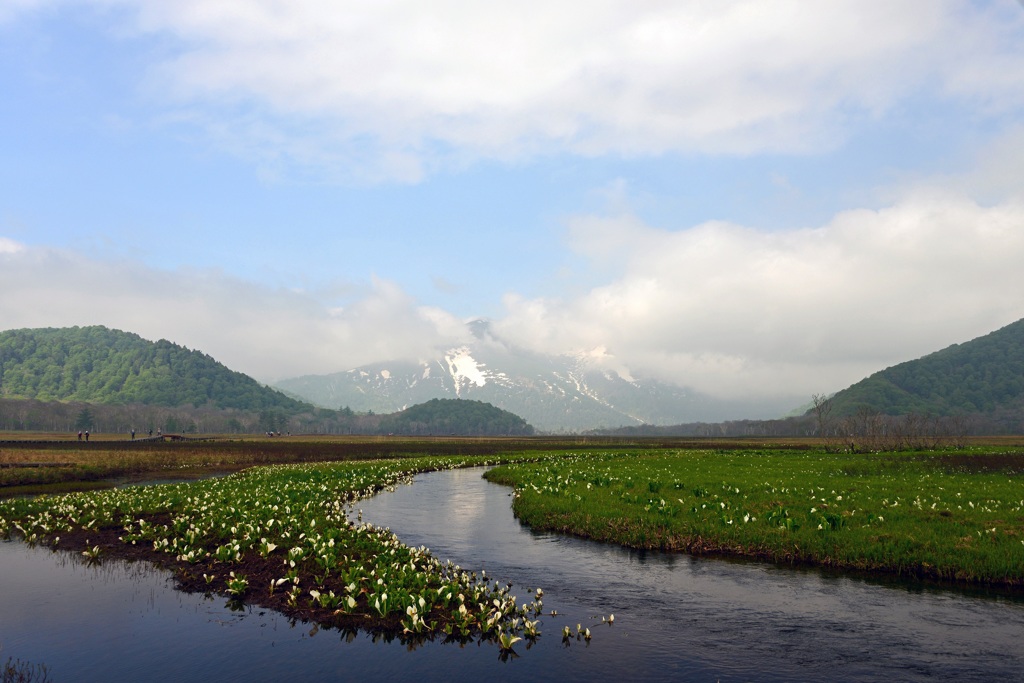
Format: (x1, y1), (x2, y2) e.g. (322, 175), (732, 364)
(276, 320), (796, 432)
(3, 317), (1022, 436)
(0, 326), (541, 436)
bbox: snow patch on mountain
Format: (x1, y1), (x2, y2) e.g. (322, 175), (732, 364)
(575, 345), (636, 383)
(274, 319), (798, 431)
(444, 346), (487, 396)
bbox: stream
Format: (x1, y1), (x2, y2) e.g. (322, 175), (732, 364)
(1, 467), (1022, 681)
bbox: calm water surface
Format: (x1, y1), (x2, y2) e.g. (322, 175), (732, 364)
(2, 467), (1022, 682)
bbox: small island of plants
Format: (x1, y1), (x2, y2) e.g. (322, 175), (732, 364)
(0, 454), (548, 650)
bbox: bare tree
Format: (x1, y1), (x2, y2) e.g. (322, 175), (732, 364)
(811, 393), (840, 450)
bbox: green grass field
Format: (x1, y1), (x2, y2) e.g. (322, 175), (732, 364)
(485, 448), (1024, 586)
(3, 436), (1022, 611)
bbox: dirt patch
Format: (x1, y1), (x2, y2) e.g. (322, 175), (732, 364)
(931, 452), (1024, 474)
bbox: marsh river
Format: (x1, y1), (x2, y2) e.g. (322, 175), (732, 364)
(2, 467), (1023, 681)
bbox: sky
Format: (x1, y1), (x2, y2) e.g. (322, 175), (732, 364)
(2, 0), (1024, 413)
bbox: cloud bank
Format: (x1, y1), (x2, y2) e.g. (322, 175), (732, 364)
(9, 0), (1023, 180)
(496, 192), (1024, 398)
(4, 190), (1023, 402)
(0, 244), (469, 382)
(3, 1), (1023, 413)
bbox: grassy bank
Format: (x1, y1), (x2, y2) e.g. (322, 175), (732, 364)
(4, 435), (1023, 618)
(0, 454), (548, 647)
(484, 448), (1024, 587)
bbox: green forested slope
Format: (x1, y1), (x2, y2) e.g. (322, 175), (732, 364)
(377, 398), (534, 436)
(829, 318), (1024, 416)
(0, 326), (310, 412)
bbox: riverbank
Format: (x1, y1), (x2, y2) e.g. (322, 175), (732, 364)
(484, 448), (1024, 588)
(3, 437), (1023, 631)
(0, 455), (550, 644)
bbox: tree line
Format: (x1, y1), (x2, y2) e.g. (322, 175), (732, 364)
(592, 399), (1013, 449)
(0, 397), (535, 437)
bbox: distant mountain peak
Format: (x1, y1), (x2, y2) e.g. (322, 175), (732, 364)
(276, 334), (784, 431)
(466, 318), (493, 340)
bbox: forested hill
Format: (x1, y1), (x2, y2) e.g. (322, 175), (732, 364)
(0, 326), (310, 412)
(377, 398), (534, 436)
(828, 317), (1024, 417)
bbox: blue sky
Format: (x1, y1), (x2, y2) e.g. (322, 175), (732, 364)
(3, 1), (1024, 412)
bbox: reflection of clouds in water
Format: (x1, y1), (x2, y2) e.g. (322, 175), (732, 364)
(362, 467), (1024, 682)
(7, 469), (1020, 682)
(436, 470), (488, 540)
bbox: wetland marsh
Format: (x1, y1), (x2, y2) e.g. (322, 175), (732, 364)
(486, 448), (1024, 586)
(1, 437), (1022, 680)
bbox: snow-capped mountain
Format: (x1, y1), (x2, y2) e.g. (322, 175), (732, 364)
(275, 321), (783, 432)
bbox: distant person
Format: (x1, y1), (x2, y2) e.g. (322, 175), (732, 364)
(78, 430), (82, 441)
(84, 430), (89, 442)
(148, 429), (153, 437)
(131, 429), (135, 440)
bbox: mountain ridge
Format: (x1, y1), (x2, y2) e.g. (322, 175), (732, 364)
(826, 317), (1024, 418)
(276, 320), (791, 432)
(0, 325), (309, 413)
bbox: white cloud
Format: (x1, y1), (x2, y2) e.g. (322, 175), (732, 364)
(4, 191), (1022, 406)
(957, 124), (1024, 202)
(0, 0), (49, 23)
(0, 245), (470, 382)
(0, 237), (26, 253)
(10, 0), (1024, 180)
(494, 193), (1024, 399)
(4, 0), (1024, 407)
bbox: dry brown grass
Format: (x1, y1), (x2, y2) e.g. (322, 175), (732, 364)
(3, 432), (1023, 493)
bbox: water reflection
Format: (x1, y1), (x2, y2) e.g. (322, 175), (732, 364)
(2, 467), (1023, 682)
(356, 467), (1024, 683)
